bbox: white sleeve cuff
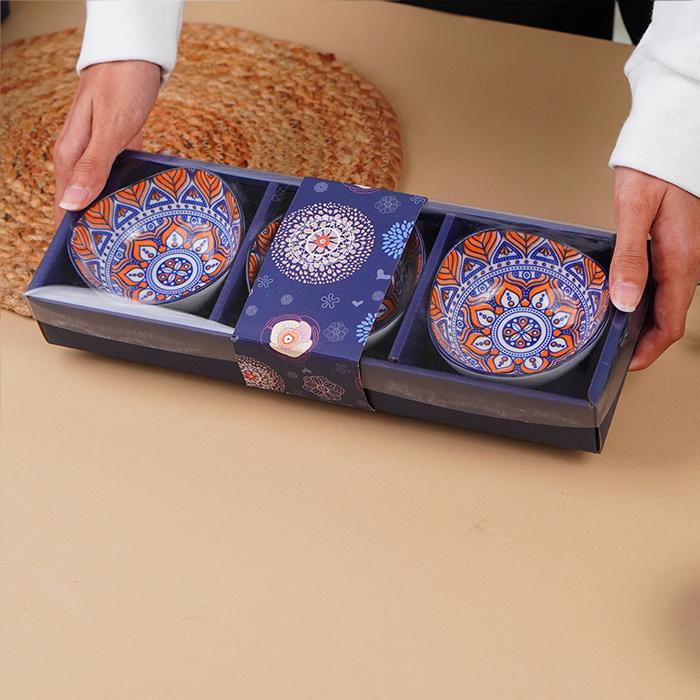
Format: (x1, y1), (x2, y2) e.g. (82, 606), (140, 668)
(609, 62), (700, 199)
(77, 1), (185, 85)
(609, 0), (700, 198)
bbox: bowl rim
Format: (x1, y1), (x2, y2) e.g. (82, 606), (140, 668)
(371, 224), (426, 335)
(427, 228), (611, 381)
(246, 216), (285, 293)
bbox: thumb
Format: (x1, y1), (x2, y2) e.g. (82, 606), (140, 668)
(58, 151), (113, 213)
(59, 130), (143, 212)
(609, 167), (659, 312)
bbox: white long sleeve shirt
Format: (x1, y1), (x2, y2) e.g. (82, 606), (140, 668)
(77, 0), (184, 84)
(77, 0), (700, 198)
(609, 0), (700, 198)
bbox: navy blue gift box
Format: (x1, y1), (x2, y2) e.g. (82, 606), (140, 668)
(26, 151), (649, 453)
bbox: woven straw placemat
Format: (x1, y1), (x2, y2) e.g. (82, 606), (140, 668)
(1, 23), (403, 316)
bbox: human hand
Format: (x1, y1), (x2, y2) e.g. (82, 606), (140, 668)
(610, 166), (700, 370)
(52, 60), (162, 229)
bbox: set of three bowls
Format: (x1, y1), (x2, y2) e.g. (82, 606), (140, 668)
(68, 168), (610, 384)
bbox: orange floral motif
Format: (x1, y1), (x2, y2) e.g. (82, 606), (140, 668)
(193, 169), (224, 203)
(83, 196), (114, 230)
(115, 179), (149, 210)
(153, 168), (188, 201)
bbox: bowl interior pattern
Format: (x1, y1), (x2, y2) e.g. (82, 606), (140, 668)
(69, 168), (242, 304)
(247, 219), (424, 336)
(247, 218), (282, 291)
(371, 227), (424, 334)
(429, 230), (610, 379)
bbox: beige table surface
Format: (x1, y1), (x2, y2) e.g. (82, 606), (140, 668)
(2, 2), (700, 698)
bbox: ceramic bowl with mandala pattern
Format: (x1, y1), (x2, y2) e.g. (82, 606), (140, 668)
(247, 217), (424, 342)
(428, 230), (610, 385)
(367, 225), (425, 344)
(68, 168), (243, 310)
(246, 217), (282, 292)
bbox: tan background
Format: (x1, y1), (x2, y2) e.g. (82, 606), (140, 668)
(2, 2), (700, 698)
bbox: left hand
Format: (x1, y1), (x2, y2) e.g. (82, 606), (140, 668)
(52, 60), (162, 229)
(610, 166), (700, 370)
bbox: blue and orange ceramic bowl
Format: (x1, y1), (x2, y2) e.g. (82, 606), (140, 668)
(68, 168), (243, 310)
(428, 230), (610, 385)
(246, 217), (282, 292)
(369, 225), (425, 342)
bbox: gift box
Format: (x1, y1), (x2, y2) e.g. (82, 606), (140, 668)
(25, 151), (649, 452)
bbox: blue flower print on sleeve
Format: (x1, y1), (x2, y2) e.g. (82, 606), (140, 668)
(356, 311), (376, 344)
(382, 220), (414, 260)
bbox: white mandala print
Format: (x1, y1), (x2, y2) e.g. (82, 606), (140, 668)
(270, 202), (375, 284)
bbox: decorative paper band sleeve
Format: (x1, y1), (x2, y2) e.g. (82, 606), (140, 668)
(609, 0), (700, 198)
(77, 0), (185, 85)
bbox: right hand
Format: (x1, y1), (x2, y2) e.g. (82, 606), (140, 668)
(610, 167), (700, 371)
(53, 60), (162, 229)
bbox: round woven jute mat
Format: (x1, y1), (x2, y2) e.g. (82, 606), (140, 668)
(1, 24), (403, 316)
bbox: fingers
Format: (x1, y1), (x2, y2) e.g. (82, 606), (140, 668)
(53, 129), (121, 229)
(52, 61), (161, 229)
(629, 323), (683, 371)
(628, 277), (688, 371)
(612, 168), (700, 370)
(53, 91), (94, 228)
(610, 167), (660, 313)
(59, 124), (134, 211)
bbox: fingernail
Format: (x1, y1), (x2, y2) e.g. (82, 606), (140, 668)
(612, 282), (640, 313)
(59, 186), (90, 210)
